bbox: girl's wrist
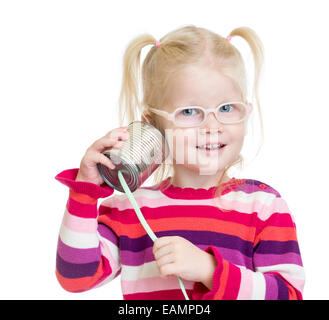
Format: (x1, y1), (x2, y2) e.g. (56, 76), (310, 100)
(200, 252), (218, 290)
(75, 172), (98, 185)
(75, 174), (89, 183)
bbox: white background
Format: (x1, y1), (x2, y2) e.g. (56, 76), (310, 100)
(0, 0), (328, 300)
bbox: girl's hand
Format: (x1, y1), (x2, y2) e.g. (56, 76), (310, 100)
(75, 126), (130, 185)
(153, 236), (217, 283)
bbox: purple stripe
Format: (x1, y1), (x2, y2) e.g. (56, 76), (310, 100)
(119, 242), (253, 268)
(120, 230), (253, 257)
(254, 252), (303, 267)
(56, 252), (100, 279)
(275, 275), (289, 300)
(209, 246), (253, 270)
(256, 240), (300, 255)
(119, 231), (253, 267)
(57, 236), (101, 264)
(98, 223), (119, 246)
(264, 275), (278, 300)
(238, 179), (281, 197)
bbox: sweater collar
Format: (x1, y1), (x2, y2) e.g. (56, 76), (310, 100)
(159, 176), (244, 200)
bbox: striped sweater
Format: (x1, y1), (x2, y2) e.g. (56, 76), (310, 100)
(55, 168), (305, 300)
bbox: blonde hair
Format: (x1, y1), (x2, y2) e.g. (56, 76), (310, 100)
(118, 24), (264, 203)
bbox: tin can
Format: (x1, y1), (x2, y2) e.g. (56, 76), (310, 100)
(97, 121), (169, 193)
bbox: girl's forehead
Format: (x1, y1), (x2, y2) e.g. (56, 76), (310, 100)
(164, 67), (242, 110)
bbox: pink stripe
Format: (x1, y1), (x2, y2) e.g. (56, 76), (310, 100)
(99, 240), (120, 276)
(277, 274), (305, 293)
(63, 209), (98, 233)
(102, 194), (291, 222)
(237, 268), (253, 300)
(222, 262), (242, 300)
(106, 205), (258, 227)
(124, 289), (192, 300)
(102, 195), (222, 211)
(67, 195), (98, 218)
(218, 197), (291, 221)
(260, 213), (294, 227)
(121, 276), (193, 294)
(290, 278), (305, 293)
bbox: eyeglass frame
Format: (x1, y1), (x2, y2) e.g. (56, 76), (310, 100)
(146, 101), (252, 127)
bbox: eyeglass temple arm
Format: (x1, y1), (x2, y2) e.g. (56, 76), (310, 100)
(147, 107), (172, 120)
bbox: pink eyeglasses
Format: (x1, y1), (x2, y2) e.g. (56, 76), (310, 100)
(147, 101), (252, 127)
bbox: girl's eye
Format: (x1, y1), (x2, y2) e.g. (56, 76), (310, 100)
(181, 108), (198, 116)
(219, 104), (234, 112)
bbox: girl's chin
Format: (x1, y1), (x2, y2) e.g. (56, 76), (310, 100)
(183, 161), (226, 175)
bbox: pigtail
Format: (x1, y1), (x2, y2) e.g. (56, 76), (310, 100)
(117, 33), (174, 188)
(118, 34), (157, 126)
(228, 27), (265, 156)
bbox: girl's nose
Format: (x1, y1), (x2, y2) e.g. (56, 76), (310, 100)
(200, 111), (224, 132)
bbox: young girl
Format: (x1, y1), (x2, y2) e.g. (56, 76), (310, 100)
(55, 25), (305, 300)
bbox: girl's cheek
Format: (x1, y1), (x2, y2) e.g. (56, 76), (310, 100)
(165, 127), (203, 164)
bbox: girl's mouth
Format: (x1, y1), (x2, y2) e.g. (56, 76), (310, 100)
(196, 144), (226, 150)
(196, 144), (226, 155)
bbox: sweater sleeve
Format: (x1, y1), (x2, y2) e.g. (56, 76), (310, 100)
(54, 168), (122, 293)
(192, 194), (305, 300)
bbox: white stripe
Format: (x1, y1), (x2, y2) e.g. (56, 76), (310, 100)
(63, 208), (97, 232)
(251, 272), (266, 300)
(94, 236), (122, 288)
(100, 189), (164, 208)
(223, 190), (276, 205)
(121, 260), (159, 281)
(133, 188), (165, 199)
(59, 223), (99, 249)
(256, 263), (305, 293)
(256, 263), (305, 280)
(216, 196), (292, 221)
(99, 235), (120, 264)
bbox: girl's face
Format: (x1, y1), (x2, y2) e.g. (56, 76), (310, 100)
(145, 63), (251, 176)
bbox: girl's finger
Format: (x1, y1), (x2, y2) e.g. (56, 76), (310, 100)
(105, 126), (129, 137)
(84, 149), (115, 169)
(106, 130), (129, 142)
(111, 140), (124, 149)
(153, 237), (173, 253)
(91, 133), (128, 152)
(90, 137), (115, 152)
(154, 244), (173, 260)
(156, 253), (174, 268)
(97, 152), (115, 170)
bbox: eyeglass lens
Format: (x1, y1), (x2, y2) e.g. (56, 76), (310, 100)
(174, 103), (247, 126)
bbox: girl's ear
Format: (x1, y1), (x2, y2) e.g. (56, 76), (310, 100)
(141, 111), (150, 123)
(141, 111), (156, 126)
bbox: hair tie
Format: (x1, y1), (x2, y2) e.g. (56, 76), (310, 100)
(226, 35), (232, 42)
(155, 41), (161, 48)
